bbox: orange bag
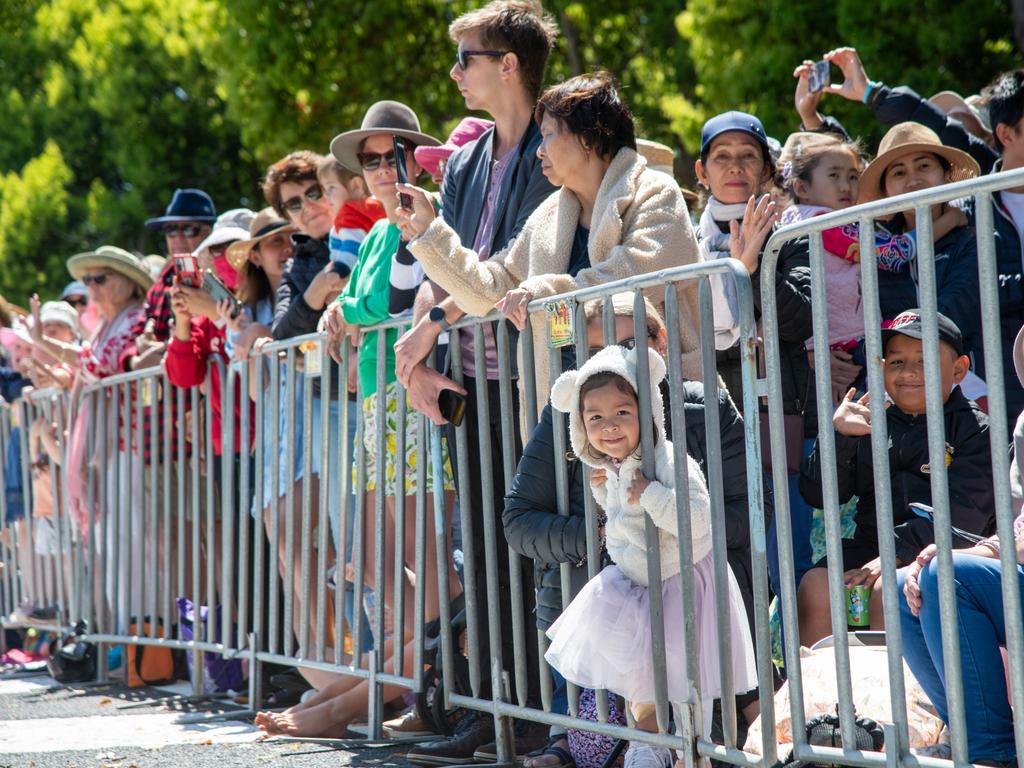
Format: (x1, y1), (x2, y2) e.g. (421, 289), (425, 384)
(126, 619), (175, 688)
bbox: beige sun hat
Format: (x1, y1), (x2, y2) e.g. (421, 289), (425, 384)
(66, 245), (153, 293)
(330, 100), (442, 174)
(857, 122), (980, 204)
(225, 207), (298, 272)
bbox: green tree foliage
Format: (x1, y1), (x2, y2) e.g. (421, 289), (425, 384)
(0, 0), (257, 305)
(678, 0), (1022, 154)
(1, 0), (1022, 306)
(0, 141), (74, 301)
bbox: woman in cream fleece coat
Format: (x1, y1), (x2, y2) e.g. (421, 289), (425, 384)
(397, 73), (702, 420)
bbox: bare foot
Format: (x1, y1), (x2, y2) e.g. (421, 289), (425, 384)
(255, 710), (284, 734)
(270, 700), (351, 738)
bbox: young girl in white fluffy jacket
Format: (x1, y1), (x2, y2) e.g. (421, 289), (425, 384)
(543, 345), (756, 766)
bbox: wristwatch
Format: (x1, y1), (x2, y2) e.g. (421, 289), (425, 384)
(429, 305), (452, 332)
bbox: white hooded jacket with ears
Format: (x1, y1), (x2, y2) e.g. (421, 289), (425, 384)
(550, 345), (712, 586)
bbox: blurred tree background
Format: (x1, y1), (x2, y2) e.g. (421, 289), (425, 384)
(0, 0), (1019, 305)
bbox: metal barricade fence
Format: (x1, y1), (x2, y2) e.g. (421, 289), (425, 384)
(1, 253), (805, 766)
(427, 260), (770, 768)
(0, 386), (74, 641)
(761, 166), (1024, 768)
(16, 165), (1015, 765)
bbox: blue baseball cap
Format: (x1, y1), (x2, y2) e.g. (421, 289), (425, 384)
(61, 281), (87, 299)
(699, 111), (771, 162)
(144, 188), (217, 230)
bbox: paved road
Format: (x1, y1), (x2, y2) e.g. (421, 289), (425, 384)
(0, 672), (413, 768)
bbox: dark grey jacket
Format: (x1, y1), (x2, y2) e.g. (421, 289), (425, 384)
(271, 234), (339, 393)
(440, 120), (556, 260)
(503, 381), (755, 632)
(437, 121), (556, 375)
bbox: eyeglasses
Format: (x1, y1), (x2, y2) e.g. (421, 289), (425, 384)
(65, 296), (88, 308)
(282, 183), (324, 215)
(162, 223), (205, 238)
(208, 243), (230, 258)
(81, 273), (109, 286)
(456, 49), (510, 70)
(356, 150), (398, 172)
(587, 337), (638, 358)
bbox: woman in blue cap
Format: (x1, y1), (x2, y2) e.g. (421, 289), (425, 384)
(695, 110), (817, 624)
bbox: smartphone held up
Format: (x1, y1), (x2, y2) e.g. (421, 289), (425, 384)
(808, 59), (830, 94)
(393, 135), (412, 210)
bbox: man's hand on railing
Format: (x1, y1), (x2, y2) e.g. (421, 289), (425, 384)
(729, 195), (778, 274)
(395, 319), (441, 387)
(406, 363), (466, 425)
(495, 288), (533, 331)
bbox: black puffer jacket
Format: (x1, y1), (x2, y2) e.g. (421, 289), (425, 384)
(271, 234), (339, 394)
(716, 235), (815, 436)
(800, 387), (996, 565)
(503, 381), (754, 632)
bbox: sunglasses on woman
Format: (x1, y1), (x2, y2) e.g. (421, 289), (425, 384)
(282, 183), (324, 215)
(65, 296), (88, 308)
(81, 273), (109, 286)
(356, 150), (398, 172)
(162, 223), (205, 238)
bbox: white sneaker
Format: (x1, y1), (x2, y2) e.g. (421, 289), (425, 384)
(624, 742), (673, 768)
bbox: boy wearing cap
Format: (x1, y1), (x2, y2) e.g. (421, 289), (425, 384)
(797, 310), (996, 646)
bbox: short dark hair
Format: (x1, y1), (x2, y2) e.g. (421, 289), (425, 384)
(535, 72), (637, 159)
(449, 0), (558, 101)
(983, 69), (1024, 151)
(262, 150), (323, 217)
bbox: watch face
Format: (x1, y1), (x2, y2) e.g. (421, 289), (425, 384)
(430, 307), (445, 322)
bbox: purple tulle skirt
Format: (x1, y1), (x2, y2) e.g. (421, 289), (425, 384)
(544, 554), (757, 704)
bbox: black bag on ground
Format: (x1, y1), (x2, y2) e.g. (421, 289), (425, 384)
(47, 621), (96, 683)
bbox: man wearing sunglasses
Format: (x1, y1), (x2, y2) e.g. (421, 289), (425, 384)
(391, 2), (559, 765)
(128, 187), (218, 372)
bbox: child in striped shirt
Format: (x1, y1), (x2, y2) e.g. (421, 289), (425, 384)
(317, 156), (386, 278)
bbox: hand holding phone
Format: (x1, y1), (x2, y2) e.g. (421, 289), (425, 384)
(201, 269), (242, 319)
(393, 136), (412, 210)
(173, 253), (201, 288)
(808, 60), (831, 94)
(437, 388), (467, 427)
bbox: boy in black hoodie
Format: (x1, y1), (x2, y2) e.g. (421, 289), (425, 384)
(797, 310), (995, 646)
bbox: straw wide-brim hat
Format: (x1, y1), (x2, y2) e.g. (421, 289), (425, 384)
(225, 207), (298, 272)
(67, 245), (154, 293)
(637, 138), (676, 177)
(858, 122), (980, 204)
(330, 100), (442, 174)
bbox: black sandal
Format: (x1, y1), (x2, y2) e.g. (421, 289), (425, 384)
(524, 737), (574, 768)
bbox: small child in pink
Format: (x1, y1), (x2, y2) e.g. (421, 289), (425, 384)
(777, 132), (966, 398)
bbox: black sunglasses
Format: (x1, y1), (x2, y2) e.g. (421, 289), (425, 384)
(456, 49), (510, 70)
(162, 223), (205, 238)
(65, 296), (88, 308)
(81, 273), (109, 286)
(587, 337), (638, 358)
(357, 150), (398, 172)
(282, 183), (324, 215)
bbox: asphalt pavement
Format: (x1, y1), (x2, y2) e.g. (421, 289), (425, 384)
(0, 671), (414, 768)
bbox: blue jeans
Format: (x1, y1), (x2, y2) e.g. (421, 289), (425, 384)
(766, 439), (817, 599)
(898, 553), (1021, 762)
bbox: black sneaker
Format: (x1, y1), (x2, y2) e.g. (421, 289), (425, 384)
(406, 711), (496, 766)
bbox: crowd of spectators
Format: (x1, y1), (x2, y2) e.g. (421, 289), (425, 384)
(4, 3), (1024, 766)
